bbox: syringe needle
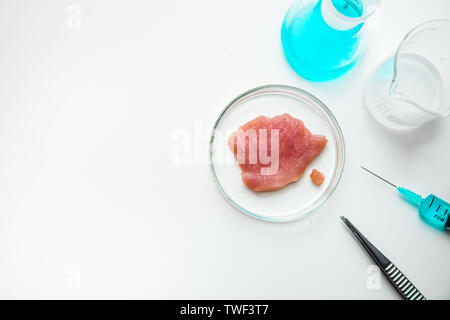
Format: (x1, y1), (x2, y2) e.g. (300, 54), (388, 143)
(360, 166), (398, 189)
(360, 167), (450, 232)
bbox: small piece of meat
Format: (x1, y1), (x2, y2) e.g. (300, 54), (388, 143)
(310, 169), (325, 186)
(228, 113), (327, 191)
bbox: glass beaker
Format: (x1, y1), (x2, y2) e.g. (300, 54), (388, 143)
(364, 20), (450, 130)
(281, 0), (380, 81)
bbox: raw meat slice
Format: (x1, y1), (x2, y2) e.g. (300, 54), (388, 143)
(310, 169), (325, 186)
(228, 113), (327, 191)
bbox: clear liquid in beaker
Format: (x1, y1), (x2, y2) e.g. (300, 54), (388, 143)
(365, 53), (443, 129)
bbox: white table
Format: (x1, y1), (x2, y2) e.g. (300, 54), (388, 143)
(0, 0), (449, 299)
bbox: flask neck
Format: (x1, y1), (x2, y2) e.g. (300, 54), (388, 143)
(321, 0), (378, 31)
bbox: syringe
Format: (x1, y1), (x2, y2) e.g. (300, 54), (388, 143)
(361, 167), (450, 231)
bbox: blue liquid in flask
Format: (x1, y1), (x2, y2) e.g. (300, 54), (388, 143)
(282, 0), (365, 81)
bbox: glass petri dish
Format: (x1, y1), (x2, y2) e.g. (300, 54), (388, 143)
(209, 85), (345, 222)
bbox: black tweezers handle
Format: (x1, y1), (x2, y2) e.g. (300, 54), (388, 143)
(341, 216), (426, 300)
(383, 262), (426, 300)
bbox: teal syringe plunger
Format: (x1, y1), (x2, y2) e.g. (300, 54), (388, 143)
(362, 167), (450, 231)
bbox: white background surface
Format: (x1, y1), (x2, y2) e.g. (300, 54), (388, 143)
(0, 0), (449, 299)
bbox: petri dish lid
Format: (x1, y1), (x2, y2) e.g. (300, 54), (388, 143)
(209, 85), (345, 222)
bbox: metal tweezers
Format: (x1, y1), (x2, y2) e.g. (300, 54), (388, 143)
(341, 216), (426, 300)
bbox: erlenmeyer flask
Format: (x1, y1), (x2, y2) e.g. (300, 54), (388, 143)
(364, 20), (450, 130)
(281, 0), (380, 81)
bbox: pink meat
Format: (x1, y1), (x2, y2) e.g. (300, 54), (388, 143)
(310, 169), (325, 186)
(228, 113), (327, 191)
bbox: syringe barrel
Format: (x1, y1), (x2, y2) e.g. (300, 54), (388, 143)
(418, 194), (450, 232)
